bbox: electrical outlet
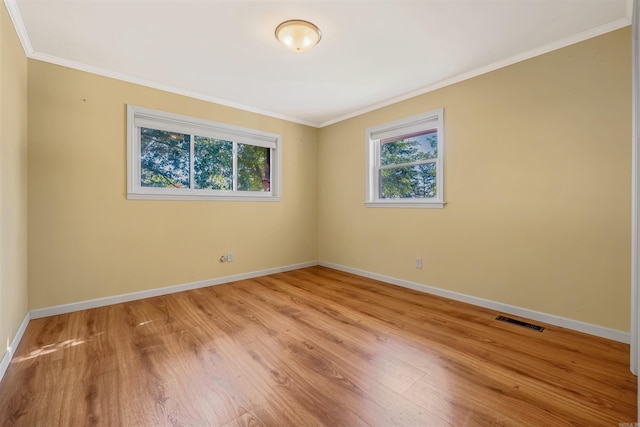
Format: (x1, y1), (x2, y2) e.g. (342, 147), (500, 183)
(227, 252), (234, 262)
(416, 257), (423, 269)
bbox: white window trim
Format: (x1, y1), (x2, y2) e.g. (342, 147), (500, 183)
(127, 105), (282, 201)
(365, 108), (445, 208)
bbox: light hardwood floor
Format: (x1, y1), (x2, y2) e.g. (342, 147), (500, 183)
(0, 266), (636, 426)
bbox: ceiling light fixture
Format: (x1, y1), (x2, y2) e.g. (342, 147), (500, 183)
(275, 20), (321, 53)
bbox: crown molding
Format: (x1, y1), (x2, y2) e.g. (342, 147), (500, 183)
(3, 0), (33, 56)
(319, 17), (632, 128)
(3, 0), (631, 129)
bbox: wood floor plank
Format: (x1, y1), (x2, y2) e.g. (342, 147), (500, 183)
(228, 279), (429, 394)
(192, 281), (449, 426)
(0, 266), (636, 426)
(282, 268), (637, 418)
(247, 273), (615, 424)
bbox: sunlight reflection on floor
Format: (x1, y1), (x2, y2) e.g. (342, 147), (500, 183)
(12, 333), (104, 362)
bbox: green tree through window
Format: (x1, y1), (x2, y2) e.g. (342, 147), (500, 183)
(238, 143), (270, 191)
(379, 131), (437, 199)
(140, 128), (190, 188)
(139, 129), (270, 193)
(194, 137), (233, 190)
(128, 105), (281, 201)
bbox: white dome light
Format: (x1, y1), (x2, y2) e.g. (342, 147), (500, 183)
(275, 20), (321, 53)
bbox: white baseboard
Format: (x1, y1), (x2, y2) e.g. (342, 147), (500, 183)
(319, 261), (630, 344)
(30, 261), (319, 319)
(0, 312), (31, 383)
(8, 257), (629, 387)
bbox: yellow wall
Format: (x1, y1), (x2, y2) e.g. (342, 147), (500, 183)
(27, 60), (318, 309)
(22, 26), (634, 333)
(318, 28), (632, 332)
(0, 2), (28, 354)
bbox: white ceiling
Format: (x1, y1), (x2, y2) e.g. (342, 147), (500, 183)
(6, 0), (632, 127)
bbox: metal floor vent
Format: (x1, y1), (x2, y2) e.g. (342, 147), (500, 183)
(495, 315), (545, 332)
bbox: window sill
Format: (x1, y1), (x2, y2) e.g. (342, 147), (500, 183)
(128, 193), (281, 202)
(365, 201), (445, 209)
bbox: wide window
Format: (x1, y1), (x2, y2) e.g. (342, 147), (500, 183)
(365, 108), (444, 208)
(127, 105), (281, 201)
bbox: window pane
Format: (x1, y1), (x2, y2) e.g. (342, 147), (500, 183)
(194, 136), (232, 190)
(379, 163), (437, 199)
(237, 143), (270, 192)
(140, 127), (190, 188)
(380, 130), (437, 166)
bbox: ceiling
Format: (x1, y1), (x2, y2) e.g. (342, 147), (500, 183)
(6, 0), (632, 127)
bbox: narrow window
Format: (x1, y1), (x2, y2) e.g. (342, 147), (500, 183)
(366, 108), (444, 208)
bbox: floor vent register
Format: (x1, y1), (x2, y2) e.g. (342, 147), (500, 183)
(495, 315), (545, 332)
